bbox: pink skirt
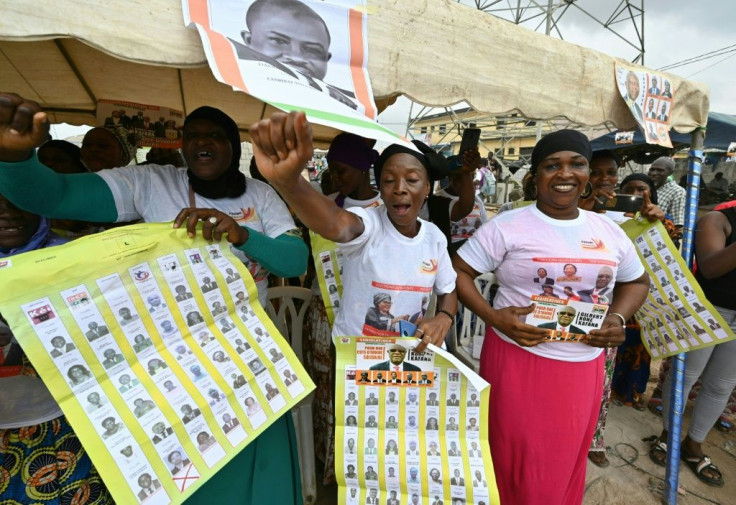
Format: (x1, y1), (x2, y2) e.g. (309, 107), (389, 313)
(480, 329), (603, 505)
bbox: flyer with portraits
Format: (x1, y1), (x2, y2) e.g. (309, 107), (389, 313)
(526, 296), (609, 343)
(621, 218), (735, 359)
(335, 336), (500, 505)
(96, 99), (185, 149)
(615, 63), (675, 148)
(0, 223), (314, 504)
(182, 0), (407, 145)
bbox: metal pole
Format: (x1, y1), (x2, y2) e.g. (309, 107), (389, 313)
(663, 127), (704, 504)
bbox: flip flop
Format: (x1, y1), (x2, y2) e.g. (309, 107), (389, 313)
(588, 451), (610, 468)
(649, 439), (667, 467)
(681, 454), (724, 487)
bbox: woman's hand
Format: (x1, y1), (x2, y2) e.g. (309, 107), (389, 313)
(415, 313), (454, 353)
(461, 148), (481, 171)
(488, 304), (549, 347)
(249, 111), (313, 191)
(173, 208), (249, 246)
(0, 93), (50, 162)
(585, 316), (625, 348)
(578, 187), (616, 212)
(637, 190), (665, 222)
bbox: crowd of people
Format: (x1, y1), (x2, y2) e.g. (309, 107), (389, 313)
(0, 90), (734, 505)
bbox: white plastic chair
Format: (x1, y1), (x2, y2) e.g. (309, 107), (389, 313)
(454, 272), (497, 372)
(265, 286), (316, 504)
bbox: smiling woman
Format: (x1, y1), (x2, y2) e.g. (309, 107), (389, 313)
(452, 129), (650, 505)
(0, 92), (308, 505)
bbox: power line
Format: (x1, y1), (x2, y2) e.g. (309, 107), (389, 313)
(657, 43), (736, 71)
(686, 51), (736, 78)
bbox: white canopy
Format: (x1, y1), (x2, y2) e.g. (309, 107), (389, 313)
(0, 0), (709, 143)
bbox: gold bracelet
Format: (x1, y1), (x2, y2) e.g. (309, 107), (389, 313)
(608, 312), (627, 326)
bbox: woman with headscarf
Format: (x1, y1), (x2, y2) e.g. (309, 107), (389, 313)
(453, 130), (649, 505)
(80, 125), (138, 172)
(0, 93), (308, 504)
(249, 111), (457, 349)
(0, 193), (112, 504)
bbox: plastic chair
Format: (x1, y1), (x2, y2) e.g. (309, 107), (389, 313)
(264, 286), (316, 504)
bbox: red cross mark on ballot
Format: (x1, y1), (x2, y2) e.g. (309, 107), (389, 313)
(172, 464), (200, 492)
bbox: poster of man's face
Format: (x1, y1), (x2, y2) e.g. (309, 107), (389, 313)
(202, 0), (373, 115)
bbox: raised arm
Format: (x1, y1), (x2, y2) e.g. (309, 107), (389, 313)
(249, 112), (364, 243)
(449, 150), (480, 222)
(0, 93), (117, 221)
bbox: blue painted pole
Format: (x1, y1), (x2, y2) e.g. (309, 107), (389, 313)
(663, 128), (704, 504)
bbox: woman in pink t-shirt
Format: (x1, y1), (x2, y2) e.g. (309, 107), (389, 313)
(453, 130), (649, 505)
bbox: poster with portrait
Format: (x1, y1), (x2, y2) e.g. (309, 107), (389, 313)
(0, 223), (314, 504)
(615, 63), (675, 148)
(335, 336), (500, 505)
(621, 218), (735, 359)
(525, 296), (608, 343)
(96, 99), (185, 149)
(182, 0), (407, 145)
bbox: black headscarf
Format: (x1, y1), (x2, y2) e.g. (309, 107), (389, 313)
(530, 130), (592, 174)
(620, 173), (659, 205)
(374, 140), (450, 184)
(184, 106), (246, 199)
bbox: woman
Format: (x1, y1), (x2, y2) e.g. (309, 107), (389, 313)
(186, 311), (205, 326)
(37, 139), (86, 174)
(425, 417), (439, 430)
(434, 150), (488, 253)
(385, 439), (398, 455)
(80, 125), (137, 172)
(244, 397), (261, 417)
(453, 130), (649, 505)
(249, 112), (456, 350)
(649, 205), (736, 487)
(0, 193), (112, 503)
(302, 132), (381, 483)
(0, 93), (308, 504)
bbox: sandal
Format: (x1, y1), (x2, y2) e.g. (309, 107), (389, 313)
(588, 451), (610, 468)
(632, 394), (646, 412)
(715, 417), (733, 433)
(648, 400), (663, 418)
(649, 439), (667, 467)
(681, 453), (724, 487)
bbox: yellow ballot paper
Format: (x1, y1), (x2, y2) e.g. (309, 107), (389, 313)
(0, 223), (314, 504)
(621, 218), (735, 358)
(334, 336), (500, 505)
(310, 231), (345, 326)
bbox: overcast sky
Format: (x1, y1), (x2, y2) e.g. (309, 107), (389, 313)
(377, 0), (736, 137)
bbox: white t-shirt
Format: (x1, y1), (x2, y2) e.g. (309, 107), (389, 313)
(332, 206), (456, 337)
(435, 189), (489, 243)
(328, 192), (382, 209)
(98, 165), (297, 304)
(458, 204), (644, 362)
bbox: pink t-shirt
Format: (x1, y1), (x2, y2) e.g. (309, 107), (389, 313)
(458, 204), (644, 362)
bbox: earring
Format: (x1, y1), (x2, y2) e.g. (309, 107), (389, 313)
(580, 181), (593, 199)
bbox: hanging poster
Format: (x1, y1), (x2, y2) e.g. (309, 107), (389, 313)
(182, 0), (408, 145)
(0, 223), (314, 504)
(96, 99), (185, 149)
(615, 63), (675, 148)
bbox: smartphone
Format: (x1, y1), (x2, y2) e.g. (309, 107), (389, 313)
(399, 320), (418, 337)
(605, 194), (643, 213)
(458, 128), (481, 155)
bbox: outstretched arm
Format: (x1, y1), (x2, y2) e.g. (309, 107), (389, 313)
(249, 112), (364, 243)
(0, 92), (117, 221)
(449, 149), (480, 222)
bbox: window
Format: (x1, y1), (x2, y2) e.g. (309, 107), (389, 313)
(519, 147), (534, 159)
(420, 126), (427, 134)
(525, 120), (537, 127)
(439, 124), (446, 134)
(507, 147), (516, 155)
